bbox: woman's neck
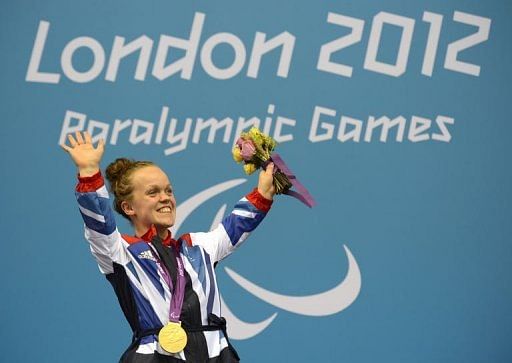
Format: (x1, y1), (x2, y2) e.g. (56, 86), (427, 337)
(155, 225), (170, 240)
(134, 224), (169, 240)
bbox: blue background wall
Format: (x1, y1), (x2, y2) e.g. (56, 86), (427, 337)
(1, 1), (511, 362)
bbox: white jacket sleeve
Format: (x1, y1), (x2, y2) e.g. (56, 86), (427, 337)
(182, 188), (273, 263)
(75, 172), (128, 274)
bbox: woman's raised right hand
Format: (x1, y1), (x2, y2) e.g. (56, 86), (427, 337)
(61, 131), (105, 177)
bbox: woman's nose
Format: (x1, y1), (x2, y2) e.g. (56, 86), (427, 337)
(159, 191), (171, 201)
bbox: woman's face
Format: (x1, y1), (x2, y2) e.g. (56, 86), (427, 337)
(124, 165), (176, 232)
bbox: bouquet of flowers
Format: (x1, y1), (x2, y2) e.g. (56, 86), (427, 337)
(232, 127), (293, 195)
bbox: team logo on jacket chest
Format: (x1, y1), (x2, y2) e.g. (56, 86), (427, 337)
(138, 250), (157, 262)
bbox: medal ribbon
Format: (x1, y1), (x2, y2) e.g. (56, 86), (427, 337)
(268, 153), (316, 208)
(150, 235), (186, 324)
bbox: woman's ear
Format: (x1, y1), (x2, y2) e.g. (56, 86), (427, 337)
(121, 200), (135, 216)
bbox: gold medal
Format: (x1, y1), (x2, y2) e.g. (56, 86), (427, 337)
(159, 322), (188, 353)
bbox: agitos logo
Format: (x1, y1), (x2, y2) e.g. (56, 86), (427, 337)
(171, 179), (361, 340)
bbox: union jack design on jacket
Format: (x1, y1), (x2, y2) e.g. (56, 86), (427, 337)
(76, 172), (272, 362)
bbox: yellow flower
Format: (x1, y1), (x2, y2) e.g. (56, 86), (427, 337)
(243, 163), (257, 175)
(248, 128), (264, 146)
(264, 134), (277, 150)
(248, 127), (277, 151)
(248, 127), (261, 137)
(232, 146), (243, 163)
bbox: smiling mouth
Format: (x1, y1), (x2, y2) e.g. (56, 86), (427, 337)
(157, 207), (173, 213)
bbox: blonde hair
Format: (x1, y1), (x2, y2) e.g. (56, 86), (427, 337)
(105, 158), (155, 220)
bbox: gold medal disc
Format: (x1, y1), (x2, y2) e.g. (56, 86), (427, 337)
(159, 322), (188, 353)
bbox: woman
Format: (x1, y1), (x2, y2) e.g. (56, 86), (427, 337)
(62, 131), (275, 362)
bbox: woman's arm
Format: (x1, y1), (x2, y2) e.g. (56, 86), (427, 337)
(62, 132), (126, 274)
(182, 164), (276, 263)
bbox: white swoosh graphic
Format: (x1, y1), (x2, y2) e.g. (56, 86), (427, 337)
(173, 180), (361, 337)
(171, 179), (246, 236)
(220, 294), (278, 340)
(224, 244), (361, 316)
(209, 204), (227, 231)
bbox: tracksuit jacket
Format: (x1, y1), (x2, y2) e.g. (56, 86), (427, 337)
(75, 171), (272, 362)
